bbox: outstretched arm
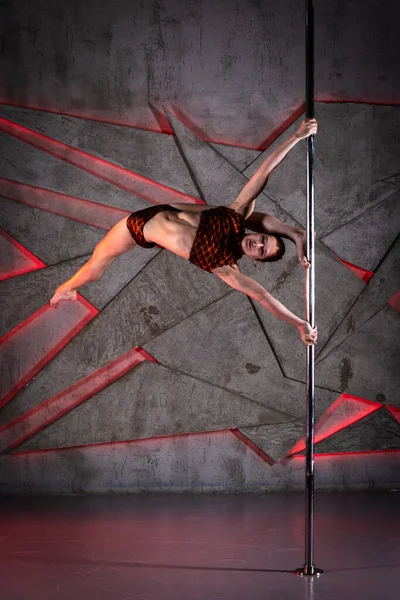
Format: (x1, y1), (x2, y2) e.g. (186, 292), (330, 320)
(229, 118), (318, 220)
(245, 212), (309, 269)
(213, 265), (317, 345)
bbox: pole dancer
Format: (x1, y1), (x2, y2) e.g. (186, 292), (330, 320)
(295, 0), (324, 577)
(50, 119), (318, 346)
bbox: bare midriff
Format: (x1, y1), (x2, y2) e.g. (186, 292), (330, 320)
(142, 210), (201, 259)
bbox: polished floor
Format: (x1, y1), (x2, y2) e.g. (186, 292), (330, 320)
(0, 491), (399, 600)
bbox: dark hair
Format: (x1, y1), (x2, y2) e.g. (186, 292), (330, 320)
(256, 235), (286, 263)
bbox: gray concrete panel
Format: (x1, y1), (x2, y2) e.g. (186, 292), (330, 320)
(318, 237), (400, 362)
(316, 305), (400, 406)
(1, 432), (399, 494)
(209, 143), (261, 173)
(313, 407), (400, 454)
(0, 196), (103, 265)
(143, 291), (337, 420)
(18, 361), (291, 452)
(0, 251), (230, 426)
(2, 1), (400, 147)
(243, 240), (365, 381)
(0, 105), (200, 198)
(243, 104), (400, 237)
(0, 131), (147, 212)
(0, 246), (160, 337)
(321, 191), (400, 272)
(167, 111), (295, 224)
(239, 422), (306, 463)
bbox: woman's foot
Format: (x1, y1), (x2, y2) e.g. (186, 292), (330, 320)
(50, 285), (77, 307)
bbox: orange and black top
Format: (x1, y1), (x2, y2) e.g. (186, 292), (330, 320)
(126, 204), (245, 272)
(188, 206), (244, 272)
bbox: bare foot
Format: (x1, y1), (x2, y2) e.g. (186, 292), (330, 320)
(50, 286), (77, 308)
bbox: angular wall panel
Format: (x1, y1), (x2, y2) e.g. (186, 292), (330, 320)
(17, 361), (291, 452)
(0, 177), (132, 230)
(0, 227), (45, 281)
(316, 305), (400, 406)
(167, 111), (294, 223)
(318, 237), (400, 362)
(321, 191), (400, 272)
(243, 104), (400, 237)
(0, 251), (230, 426)
(0, 105), (200, 198)
(0, 297), (98, 408)
(143, 291), (337, 420)
(0, 117), (201, 206)
(0, 131), (143, 212)
(1, 196), (104, 265)
(0, 347), (155, 454)
(313, 407), (400, 454)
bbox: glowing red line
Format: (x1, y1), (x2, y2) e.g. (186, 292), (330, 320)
(10, 428), (234, 456)
(288, 394), (382, 456)
(290, 448), (400, 458)
(336, 255), (374, 283)
(0, 177), (131, 230)
(387, 290), (400, 312)
(0, 100), (174, 134)
(0, 117), (204, 205)
(0, 347), (155, 453)
(0, 295), (99, 408)
(387, 406), (400, 424)
(0, 227), (46, 281)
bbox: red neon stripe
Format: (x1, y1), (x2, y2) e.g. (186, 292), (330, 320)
(0, 177), (131, 230)
(288, 394), (382, 456)
(10, 428), (234, 456)
(336, 255), (374, 283)
(291, 448), (400, 458)
(0, 296), (98, 408)
(0, 227), (46, 281)
(387, 406), (400, 424)
(387, 290), (400, 312)
(0, 347), (155, 453)
(0, 117), (204, 206)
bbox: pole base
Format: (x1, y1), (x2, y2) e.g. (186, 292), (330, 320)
(294, 565), (324, 577)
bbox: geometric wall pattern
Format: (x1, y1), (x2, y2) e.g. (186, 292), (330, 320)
(0, 101), (399, 493)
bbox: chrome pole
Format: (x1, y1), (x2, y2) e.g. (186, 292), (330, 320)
(295, 0), (323, 577)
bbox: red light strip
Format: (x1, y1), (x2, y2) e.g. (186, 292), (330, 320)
(0, 295), (99, 408)
(288, 394), (382, 455)
(0, 347), (156, 453)
(387, 290), (400, 312)
(335, 255), (374, 283)
(290, 448), (400, 458)
(0, 227), (46, 281)
(10, 428), (234, 456)
(0, 117), (204, 206)
(387, 406), (400, 424)
(0, 177), (131, 231)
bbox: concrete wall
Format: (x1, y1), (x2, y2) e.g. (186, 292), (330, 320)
(0, 0), (399, 493)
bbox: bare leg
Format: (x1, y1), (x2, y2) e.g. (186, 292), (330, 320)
(50, 217), (135, 306)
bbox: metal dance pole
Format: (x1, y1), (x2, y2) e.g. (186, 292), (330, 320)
(295, 0), (323, 578)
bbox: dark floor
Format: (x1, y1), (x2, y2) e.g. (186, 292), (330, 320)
(0, 492), (399, 600)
